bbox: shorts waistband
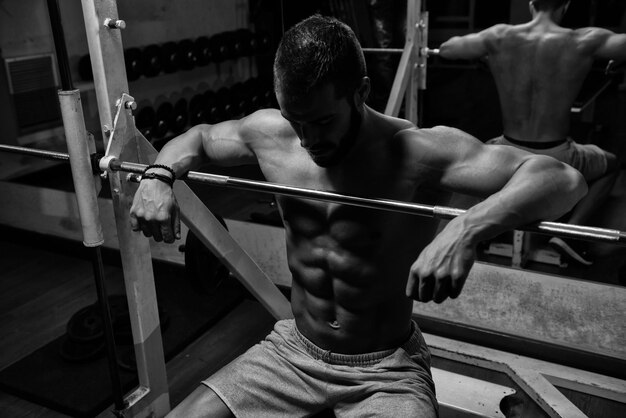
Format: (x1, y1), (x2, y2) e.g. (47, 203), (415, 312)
(503, 134), (568, 149)
(292, 321), (421, 366)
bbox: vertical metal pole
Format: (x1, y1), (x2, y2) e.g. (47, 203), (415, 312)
(404, 0), (421, 126)
(46, 0), (73, 90)
(384, 0), (418, 118)
(417, 10), (429, 126)
(80, 1), (169, 416)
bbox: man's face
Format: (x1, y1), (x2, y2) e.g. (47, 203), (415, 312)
(277, 83), (361, 167)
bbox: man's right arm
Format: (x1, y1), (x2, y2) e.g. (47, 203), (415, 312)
(129, 117), (259, 243)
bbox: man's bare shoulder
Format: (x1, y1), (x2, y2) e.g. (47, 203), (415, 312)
(482, 23), (514, 40)
(236, 108), (295, 149)
(574, 26), (616, 45)
(240, 108), (290, 135)
(475, 24), (515, 52)
(394, 126), (480, 162)
(391, 126), (483, 184)
(395, 125), (476, 145)
(488, 23), (513, 35)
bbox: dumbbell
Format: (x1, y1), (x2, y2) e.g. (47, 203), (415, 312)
(189, 93), (208, 125)
(204, 90), (226, 124)
(229, 82), (253, 116)
(232, 28), (255, 58)
(141, 44), (163, 77)
(242, 77), (265, 110)
(170, 96), (189, 134)
(153, 99), (174, 139)
(177, 39), (197, 71)
(79, 49), (144, 82)
(253, 31), (272, 55)
(161, 41), (181, 73)
(216, 86), (238, 119)
(124, 47), (143, 81)
(194, 36), (212, 66)
(256, 77), (277, 108)
(208, 33), (228, 63)
(228, 83), (245, 117)
(243, 77), (263, 112)
(78, 54), (93, 81)
(135, 103), (157, 140)
(222, 31), (243, 61)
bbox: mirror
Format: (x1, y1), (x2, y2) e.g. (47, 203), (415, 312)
(424, 0), (626, 286)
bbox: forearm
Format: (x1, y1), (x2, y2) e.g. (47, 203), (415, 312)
(454, 157), (587, 244)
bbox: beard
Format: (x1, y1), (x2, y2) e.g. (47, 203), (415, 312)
(312, 104), (362, 168)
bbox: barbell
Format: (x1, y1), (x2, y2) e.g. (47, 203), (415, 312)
(1, 143), (625, 246)
(361, 47), (439, 57)
(106, 157), (623, 246)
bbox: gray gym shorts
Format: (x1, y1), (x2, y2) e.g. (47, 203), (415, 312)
(203, 319), (438, 417)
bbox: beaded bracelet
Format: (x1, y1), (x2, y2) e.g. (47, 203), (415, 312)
(141, 171), (175, 187)
(144, 164), (176, 180)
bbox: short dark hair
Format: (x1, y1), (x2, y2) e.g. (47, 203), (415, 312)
(273, 14), (367, 100)
(531, 0), (570, 11)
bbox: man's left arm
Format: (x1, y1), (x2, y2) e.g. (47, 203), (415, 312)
(405, 127), (587, 303)
(438, 25), (504, 60)
(592, 28), (626, 62)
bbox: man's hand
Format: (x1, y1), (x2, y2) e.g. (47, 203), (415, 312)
(129, 179), (181, 243)
(406, 218), (477, 303)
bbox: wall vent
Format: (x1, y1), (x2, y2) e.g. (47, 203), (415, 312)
(4, 54), (61, 134)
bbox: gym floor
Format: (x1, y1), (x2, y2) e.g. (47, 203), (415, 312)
(0, 219), (276, 417)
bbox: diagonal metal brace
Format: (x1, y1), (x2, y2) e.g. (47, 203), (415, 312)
(99, 93), (137, 172)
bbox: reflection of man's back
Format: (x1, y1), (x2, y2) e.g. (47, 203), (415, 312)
(488, 24), (594, 142)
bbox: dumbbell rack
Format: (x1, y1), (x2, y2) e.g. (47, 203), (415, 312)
(79, 27), (275, 151)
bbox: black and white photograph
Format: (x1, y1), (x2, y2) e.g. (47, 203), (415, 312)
(0, 1), (624, 417)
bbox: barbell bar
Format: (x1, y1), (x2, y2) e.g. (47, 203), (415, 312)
(421, 47), (439, 57)
(1, 143), (624, 246)
(107, 159), (626, 247)
(362, 48), (405, 54)
(361, 47), (440, 58)
(0, 144), (71, 162)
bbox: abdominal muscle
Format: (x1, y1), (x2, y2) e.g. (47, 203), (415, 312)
(283, 207), (420, 355)
(291, 279), (414, 355)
